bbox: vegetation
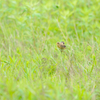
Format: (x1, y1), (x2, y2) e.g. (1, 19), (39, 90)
(0, 0), (100, 99)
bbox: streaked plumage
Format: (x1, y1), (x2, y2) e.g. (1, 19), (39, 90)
(56, 42), (66, 52)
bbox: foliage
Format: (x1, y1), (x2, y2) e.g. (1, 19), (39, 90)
(0, 0), (100, 99)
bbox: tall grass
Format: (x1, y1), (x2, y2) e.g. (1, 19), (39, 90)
(0, 0), (100, 99)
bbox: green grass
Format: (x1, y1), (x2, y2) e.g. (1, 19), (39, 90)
(0, 0), (100, 99)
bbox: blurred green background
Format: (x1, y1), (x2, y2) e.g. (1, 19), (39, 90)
(0, 0), (100, 100)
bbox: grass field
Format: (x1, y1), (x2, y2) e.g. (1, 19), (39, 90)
(0, 0), (100, 100)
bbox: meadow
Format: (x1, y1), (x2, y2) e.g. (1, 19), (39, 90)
(0, 0), (100, 100)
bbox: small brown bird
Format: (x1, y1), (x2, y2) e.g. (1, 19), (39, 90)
(56, 41), (66, 52)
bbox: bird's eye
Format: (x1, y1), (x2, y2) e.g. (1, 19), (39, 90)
(61, 42), (64, 44)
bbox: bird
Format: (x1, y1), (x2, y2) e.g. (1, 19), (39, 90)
(56, 41), (66, 52)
